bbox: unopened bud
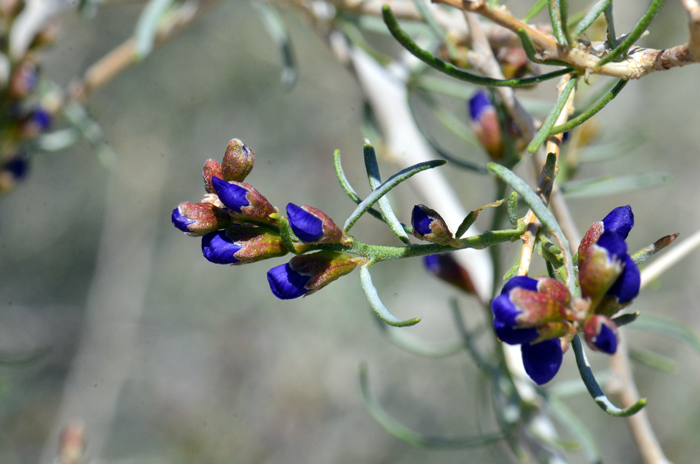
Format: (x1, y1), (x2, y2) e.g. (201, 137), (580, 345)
(211, 177), (277, 224)
(172, 202), (232, 236)
(286, 203), (343, 244)
(222, 138), (255, 182)
(411, 204), (456, 246)
(202, 159), (223, 194)
(201, 226), (287, 265)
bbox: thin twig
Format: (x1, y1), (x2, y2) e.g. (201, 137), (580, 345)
(680, 0), (700, 60)
(434, 0), (699, 79)
(68, 0), (223, 103)
(607, 332), (672, 464)
(518, 75), (576, 276)
(640, 227), (700, 288)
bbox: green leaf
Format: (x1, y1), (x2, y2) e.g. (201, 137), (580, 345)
(573, 0), (612, 36)
(524, 0), (549, 22)
(595, 0), (668, 68)
(631, 233), (679, 265)
(333, 150), (413, 234)
(488, 163), (575, 294)
(359, 266), (420, 327)
(612, 312), (639, 327)
(359, 363), (504, 447)
(577, 136), (646, 163)
(571, 335), (647, 417)
(363, 142), (411, 244)
(134, 0), (174, 59)
(344, 159), (446, 232)
(560, 172), (670, 198)
(630, 314), (700, 355)
(382, 6), (573, 88)
(551, 79), (628, 135)
(374, 316), (464, 357)
(549, 397), (602, 464)
(629, 346), (678, 374)
(251, 0), (297, 89)
(527, 76), (578, 154)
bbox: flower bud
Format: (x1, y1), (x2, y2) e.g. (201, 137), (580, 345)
(211, 176), (277, 224)
(267, 251), (363, 299)
(222, 138), (255, 182)
(521, 338), (563, 385)
(532, 321), (574, 344)
(411, 204), (455, 246)
(22, 108), (51, 137)
(583, 314), (619, 354)
(286, 203), (343, 244)
(468, 92), (504, 161)
(203, 159), (223, 194)
(172, 202), (232, 236)
(202, 226), (287, 265)
(423, 253), (475, 294)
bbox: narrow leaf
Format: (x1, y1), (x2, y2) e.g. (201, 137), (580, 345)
(134, 0), (174, 59)
(551, 79), (628, 135)
(251, 0), (297, 89)
(560, 172), (670, 198)
(344, 160), (446, 232)
(359, 363), (504, 447)
(630, 314), (700, 355)
(524, 0), (549, 22)
(360, 266), (420, 327)
(382, 6), (573, 88)
(333, 150), (413, 234)
(571, 335), (647, 417)
(574, 0), (612, 36)
(527, 76), (578, 154)
(488, 163), (575, 294)
(631, 233), (679, 265)
(364, 142), (411, 244)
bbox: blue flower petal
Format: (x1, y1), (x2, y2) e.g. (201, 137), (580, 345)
(593, 324), (618, 354)
(492, 294), (521, 326)
(287, 203), (323, 242)
(606, 253), (640, 304)
(30, 109), (51, 131)
(172, 207), (195, 233)
(411, 205), (433, 236)
(521, 339), (563, 385)
(212, 177), (250, 213)
(468, 91), (492, 121)
(267, 263), (311, 299)
(502, 275), (538, 294)
(2, 154), (29, 179)
(201, 230), (241, 264)
(595, 231), (628, 261)
(602, 206), (634, 239)
(493, 317), (538, 345)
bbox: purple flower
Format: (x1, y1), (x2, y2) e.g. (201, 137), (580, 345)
(491, 276), (573, 384)
(468, 91), (492, 121)
(423, 253), (475, 294)
(287, 203), (323, 242)
(201, 230), (242, 264)
(583, 315), (619, 354)
(2, 154), (29, 180)
(412, 204), (433, 237)
(521, 339), (563, 385)
(212, 176), (250, 213)
(267, 263), (311, 299)
(602, 205), (634, 239)
(606, 253), (640, 304)
(30, 109), (51, 131)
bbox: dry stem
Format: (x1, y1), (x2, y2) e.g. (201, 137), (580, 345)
(434, 0), (699, 79)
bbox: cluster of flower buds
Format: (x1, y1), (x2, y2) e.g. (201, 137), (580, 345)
(491, 206), (640, 384)
(468, 92), (504, 162)
(172, 139), (363, 300)
(0, 4), (60, 194)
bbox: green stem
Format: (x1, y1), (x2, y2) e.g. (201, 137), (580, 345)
(382, 5), (573, 88)
(550, 79), (628, 134)
(527, 76), (578, 153)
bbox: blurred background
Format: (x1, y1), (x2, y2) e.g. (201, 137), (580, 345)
(0, 1), (699, 463)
